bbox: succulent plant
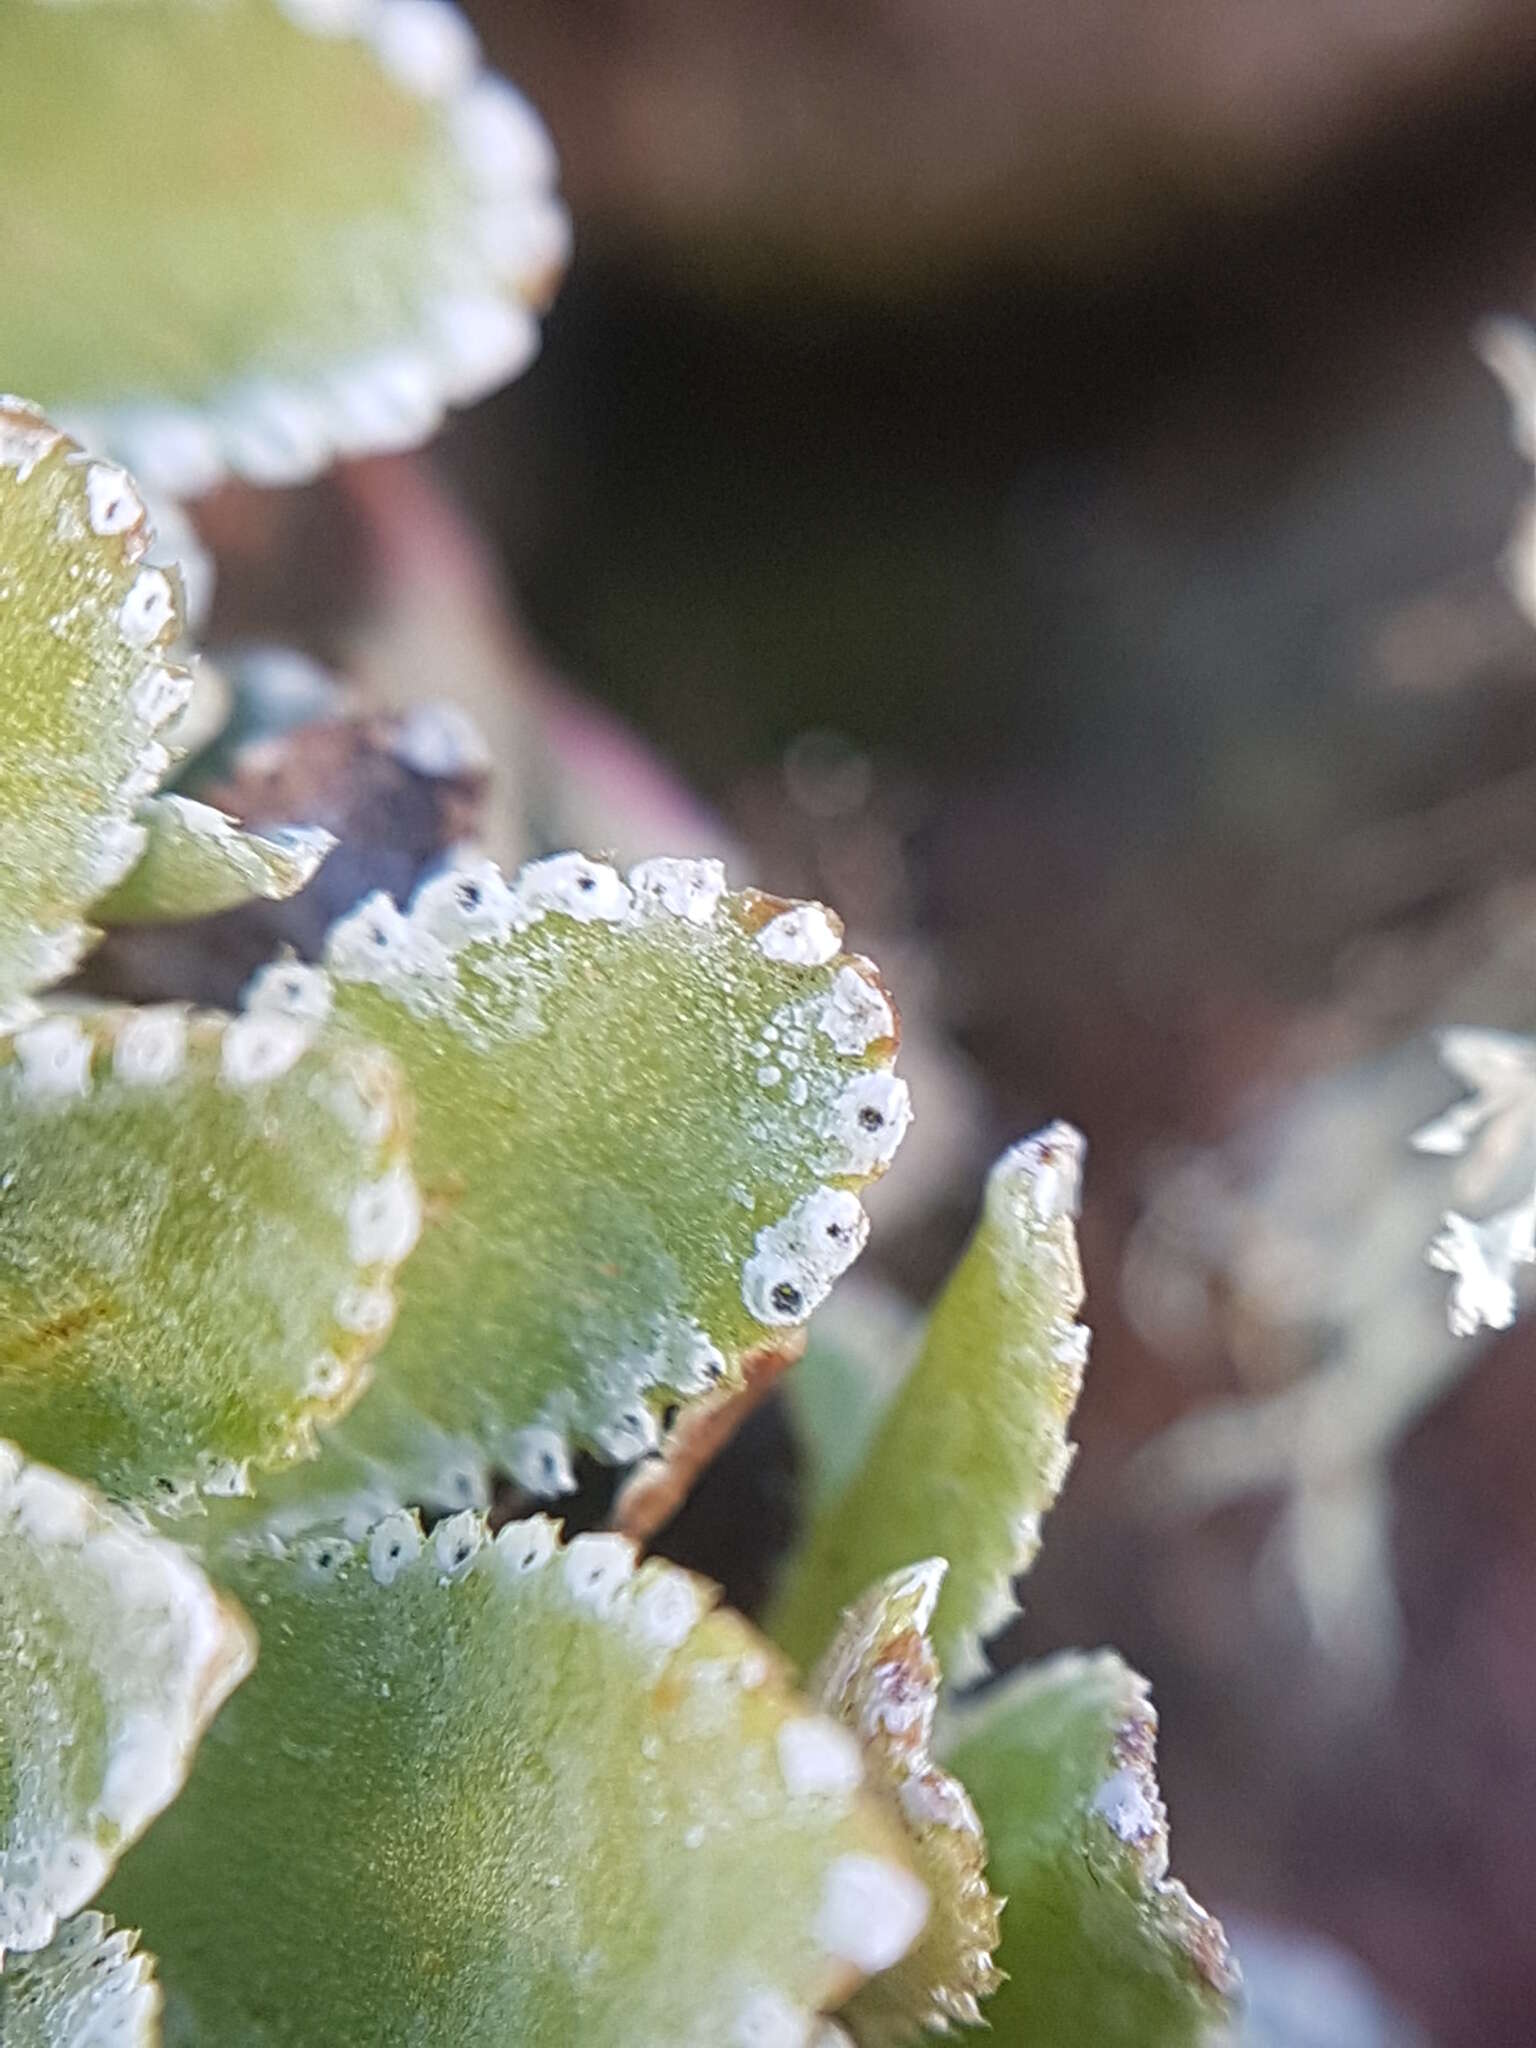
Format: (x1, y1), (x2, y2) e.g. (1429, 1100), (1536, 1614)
(0, 6), (1237, 2040)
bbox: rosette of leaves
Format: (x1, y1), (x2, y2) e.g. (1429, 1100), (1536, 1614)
(0, 397), (928, 2043)
(0, 374), (1237, 2043)
(0, 0), (568, 493)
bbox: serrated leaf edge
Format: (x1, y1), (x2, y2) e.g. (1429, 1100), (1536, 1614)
(91, 795), (335, 926)
(0, 1005), (419, 1505)
(220, 1504), (932, 2028)
(0, 1443), (254, 1957)
(0, 400), (192, 1011)
(0, 1911), (162, 2048)
(941, 1651), (1241, 2018)
(815, 1561), (1002, 2043)
(242, 849), (907, 1497)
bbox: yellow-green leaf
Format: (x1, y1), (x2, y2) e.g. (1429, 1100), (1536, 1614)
(0, 1008), (416, 1507)
(92, 796), (333, 925)
(0, 1445), (252, 1957)
(941, 1652), (1239, 2046)
(0, 0), (567, 493)
(243, 853), (908, 1512)
(104, 1512), (928, 2046)
(0, 402), (189, 1021)
(771, 1125), (1089, 1681)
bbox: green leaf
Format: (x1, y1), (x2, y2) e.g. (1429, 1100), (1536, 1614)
(941, 1652), (1239, 2047)
(770, 1125), (1089, 1682)
(785, 1280), (921, 1522)
(0, 402), (190, 1022)
(814, 1562), (1001, 2044)
(243, 854), (909, 1512)
(0, 0), (568, 494)
(0, 1444), (253, 1957)
(104, 1511), (929, 2046)
(0, 1914), (161, 2048)
(0, 1007), (416, 1508)
(92, 795), (333, 925)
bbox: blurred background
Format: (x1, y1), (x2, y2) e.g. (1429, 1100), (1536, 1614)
(173, 3), (1536, 2040)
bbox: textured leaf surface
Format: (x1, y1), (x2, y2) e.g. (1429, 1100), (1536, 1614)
(0, 0), (567, 492)
(245, 853), (908, 1509)
(0, 403), (189, 1022)
(92, 795), (333, 925)
(815, 1563), (1000, 2044)
(941, 1652), (1238, 2047)
(0, 1446), (252, 1957)
(771, 1124), (1089, 1681)
(0, 1914), (161, 2048)
(0, 1008), (416, 1507)
(105, 1512), (928, 2047)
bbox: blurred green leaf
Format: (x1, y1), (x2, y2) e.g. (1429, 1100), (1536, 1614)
(942, 1651), (1239, 2047)
(106, 1512), (928, 2046)
(0, 0), (567, 491)
(771, 1125), (1088, 1681)
(0, 1444), (252, 1956)
(786, 1280), (921, 1521)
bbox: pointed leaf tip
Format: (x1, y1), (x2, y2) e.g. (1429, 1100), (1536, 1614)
(771, 1122), (1090, 1682)
(92, 795), (334, 925)
(814, 1563), (1002, 2045)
